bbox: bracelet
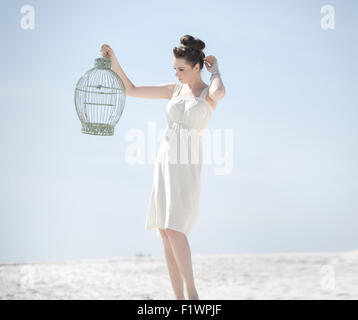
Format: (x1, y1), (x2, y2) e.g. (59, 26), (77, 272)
(210, 71), (221, 80)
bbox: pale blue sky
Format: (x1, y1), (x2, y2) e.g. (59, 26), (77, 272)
(0, 0), (357, 263)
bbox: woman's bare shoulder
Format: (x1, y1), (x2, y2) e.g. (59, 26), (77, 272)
(162, 82), (178, 100)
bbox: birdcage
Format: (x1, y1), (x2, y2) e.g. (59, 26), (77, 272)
(74, 57), (126, 136)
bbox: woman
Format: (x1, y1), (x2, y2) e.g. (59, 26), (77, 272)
(101, 35), (225, 300)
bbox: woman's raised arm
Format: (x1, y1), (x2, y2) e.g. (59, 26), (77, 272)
(101, 44), (175, 100)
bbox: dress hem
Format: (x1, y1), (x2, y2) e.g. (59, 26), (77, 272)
(145, 224), (191, 237)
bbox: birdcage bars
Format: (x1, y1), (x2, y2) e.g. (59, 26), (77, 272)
(74, 57), (126, 136)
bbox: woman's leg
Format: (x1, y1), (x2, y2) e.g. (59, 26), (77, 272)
(158, 228), (185, 300)
(165, 228), (199, 300)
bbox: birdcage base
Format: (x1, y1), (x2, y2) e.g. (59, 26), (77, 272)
(81, 122), (114, 136)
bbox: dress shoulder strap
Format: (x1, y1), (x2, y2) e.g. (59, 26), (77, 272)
(172, 83), (181, 97)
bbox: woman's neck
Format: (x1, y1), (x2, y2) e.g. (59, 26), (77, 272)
(185, 79), (206, 90)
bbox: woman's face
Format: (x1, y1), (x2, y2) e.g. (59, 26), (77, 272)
(173, 57), (199, 83)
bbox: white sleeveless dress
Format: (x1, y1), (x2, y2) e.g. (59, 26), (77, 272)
(145, 83), (213, 237)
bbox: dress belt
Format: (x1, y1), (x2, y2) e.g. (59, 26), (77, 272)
(164, 121), (203, 142)
(163, 121), (203, 164)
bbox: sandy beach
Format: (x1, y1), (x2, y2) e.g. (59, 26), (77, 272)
(1, 250), (357, 300)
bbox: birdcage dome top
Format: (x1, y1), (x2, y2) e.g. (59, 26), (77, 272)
(95, 57), (112, 69)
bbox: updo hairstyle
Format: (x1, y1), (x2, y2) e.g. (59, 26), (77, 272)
(173, 35), (206, 70)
